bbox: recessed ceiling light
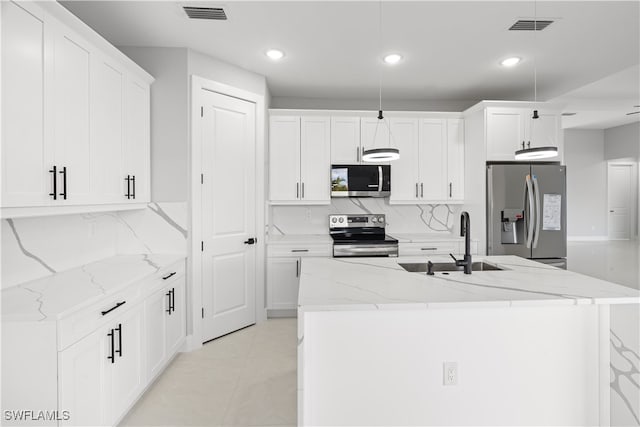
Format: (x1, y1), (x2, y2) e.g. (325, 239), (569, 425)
(500, 57), (521, 67)
(383, 53), (402, 65)
(265, 49), (285, 61)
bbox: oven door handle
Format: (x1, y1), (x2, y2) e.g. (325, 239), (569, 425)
(378, 166), (383, 192)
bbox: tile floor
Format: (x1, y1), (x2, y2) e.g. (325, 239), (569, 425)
(119, 318), (297, 427)
(120, 239), (639, 426)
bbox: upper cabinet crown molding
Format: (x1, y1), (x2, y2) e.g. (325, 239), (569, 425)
(1, 1), (153, 217)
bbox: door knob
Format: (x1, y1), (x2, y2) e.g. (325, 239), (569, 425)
(244, 237), (256, 245)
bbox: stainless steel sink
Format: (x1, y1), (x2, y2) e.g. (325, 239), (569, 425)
(399, 261), (504, 273)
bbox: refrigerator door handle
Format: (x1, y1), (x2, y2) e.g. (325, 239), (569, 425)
(532, 175), (541, 249)
(524, 175), (535, 249)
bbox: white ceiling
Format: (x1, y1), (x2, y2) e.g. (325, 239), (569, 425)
(60, 1), (640, 129)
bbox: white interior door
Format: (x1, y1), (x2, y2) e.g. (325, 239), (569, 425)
(608, 163), (634, 240)
(201, 89), (256, 342)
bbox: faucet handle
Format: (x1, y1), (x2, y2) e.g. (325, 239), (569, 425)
(449, 253), (458, 262)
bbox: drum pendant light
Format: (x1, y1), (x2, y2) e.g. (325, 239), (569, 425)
(362, 1), (400, 163)
(515, 0), (557, 161)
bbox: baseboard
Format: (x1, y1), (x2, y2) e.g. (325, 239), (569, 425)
(567, 236), (609, 242)
(267, 309), (297, 318)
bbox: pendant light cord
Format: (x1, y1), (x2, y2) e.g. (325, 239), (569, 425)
(378, 0), (382, 113)
(533, 0), (537, 103)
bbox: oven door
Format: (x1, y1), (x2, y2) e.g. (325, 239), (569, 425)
(333, 243), (398, 257)
(331, 165), (390, 197)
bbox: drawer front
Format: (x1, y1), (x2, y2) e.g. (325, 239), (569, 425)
(398, 241), (459, 256)
(58, 285), (142, 351)
(268, 243), (332, 258)
(58, 261), (185, 351)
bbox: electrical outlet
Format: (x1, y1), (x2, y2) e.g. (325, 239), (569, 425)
(443, 362), (458, 386)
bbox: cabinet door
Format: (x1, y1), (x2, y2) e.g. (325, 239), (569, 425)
(389, 118), (420, 203)
(269, 116), (301, 202)
(267, 257), (300, 310)
(1, 1), (53, 207)
(53, 23), (93, 205)
(528, 111), (561, 151)
(486, 108), (524, 161)
(145, 289), (167, 381)
(300, 116), (331, 204)
(360, 116), (390, 153)
(123, 76), (151, 203)
(331, 116), (361, 164)
(109, 305), (145, 425)
(92, 55), (125, 204)
(58, 325), (110, 426)
(447, 119), (465, 201)
(166, 277), (186, 357)
(419, 119), (447, 200)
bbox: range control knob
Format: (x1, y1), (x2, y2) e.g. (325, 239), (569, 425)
(371, 217), (377, 223)
(331, 217), (337, 223)
(378, 216), (384, 223)
(338, 217), (344, 223)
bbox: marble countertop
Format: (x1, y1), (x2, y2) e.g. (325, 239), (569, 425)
(298, 255), (640, 311)
(2, 254), (185, 322)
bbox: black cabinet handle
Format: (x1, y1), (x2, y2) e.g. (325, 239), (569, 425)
(101, 301), (126, 316)
(107, 329), (115, 363)
(166, 291), (172, 314)
(301, 182), (305, 199)
(170, 288), (175, 313)
(420, 183), (424, 198)
(115, 323), (122, 358)
(296, 259), (299, 278)
(296, 182), (299, 199)
(162, 272), (176, 280)
(49, 166), (57, 200)
(449, 182), (452, 198)
(132, 175), (136, 200)
(125, 175), (131, 199)
(59, 167), (67, 199)
(244, 238), (256, 245)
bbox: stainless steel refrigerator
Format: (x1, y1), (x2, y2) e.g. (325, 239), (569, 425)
(486, 162), (567, 268)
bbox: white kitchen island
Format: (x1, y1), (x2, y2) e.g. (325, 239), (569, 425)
(297, 256), (640, 426)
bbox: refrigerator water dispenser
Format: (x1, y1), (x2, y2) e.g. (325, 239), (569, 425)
(501, 209), (524, 244)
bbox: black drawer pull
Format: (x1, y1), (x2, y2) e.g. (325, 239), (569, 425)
(291, 249), (309, 253)
(115, 323), (122, 357)
(49, 166), (57, 200)
(107, 329), (115, 363)
(101, 301), (126, 316)
(162, 272), (176, 280)
(421, 247), (437, 251)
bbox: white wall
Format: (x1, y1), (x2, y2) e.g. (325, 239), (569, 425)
(564, 129), (608, 239)
(605, 122), (640, 161)
(119, 47), (189, 202)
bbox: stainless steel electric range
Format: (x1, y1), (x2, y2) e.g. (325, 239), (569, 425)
(329, 214), (398, 257)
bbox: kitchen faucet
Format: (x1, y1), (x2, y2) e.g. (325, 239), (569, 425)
(449, 211), (472, 274)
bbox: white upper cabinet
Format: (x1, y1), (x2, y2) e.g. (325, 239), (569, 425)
(300, 116), (331, 203)
(330, 116), (361, 164)
(486, 107), (562, 161)
(269, 116), (301, 202)
(447, 118), (465, 201)
(269, 114), (330, 205)
(124, 76), (151, 203)
(390, 117), (465, 204)
(1, 2), (51, 208)
(1, 0), (153, 215)
(389, 118), (420, 202)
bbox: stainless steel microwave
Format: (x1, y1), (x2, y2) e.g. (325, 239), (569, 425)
(331, 164), (391, 197)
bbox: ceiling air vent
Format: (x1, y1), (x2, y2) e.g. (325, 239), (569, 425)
(509, 20), (553, 31)
(183, 6), (227, 20)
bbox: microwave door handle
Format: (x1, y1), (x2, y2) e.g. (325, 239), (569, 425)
(532, 175), (541, 249)
(378, 166), (383, 192)
(524, 175), (535, 249)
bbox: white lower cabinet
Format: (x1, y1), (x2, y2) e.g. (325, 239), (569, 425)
(268, 257), (301, 310)
(267, 241), (331, 314)
(3, 259), (185, 427)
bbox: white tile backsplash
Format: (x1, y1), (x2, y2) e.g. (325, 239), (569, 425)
(1, 202), (187, 289)
(270, 198), (460, 236)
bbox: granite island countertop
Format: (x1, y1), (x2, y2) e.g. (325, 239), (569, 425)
(1, 254), (185, 322)
(298, 255), (640, 311)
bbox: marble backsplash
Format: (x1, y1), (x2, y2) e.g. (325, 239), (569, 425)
(270, 198), (461, 236)
(1, 203), (187, 289)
